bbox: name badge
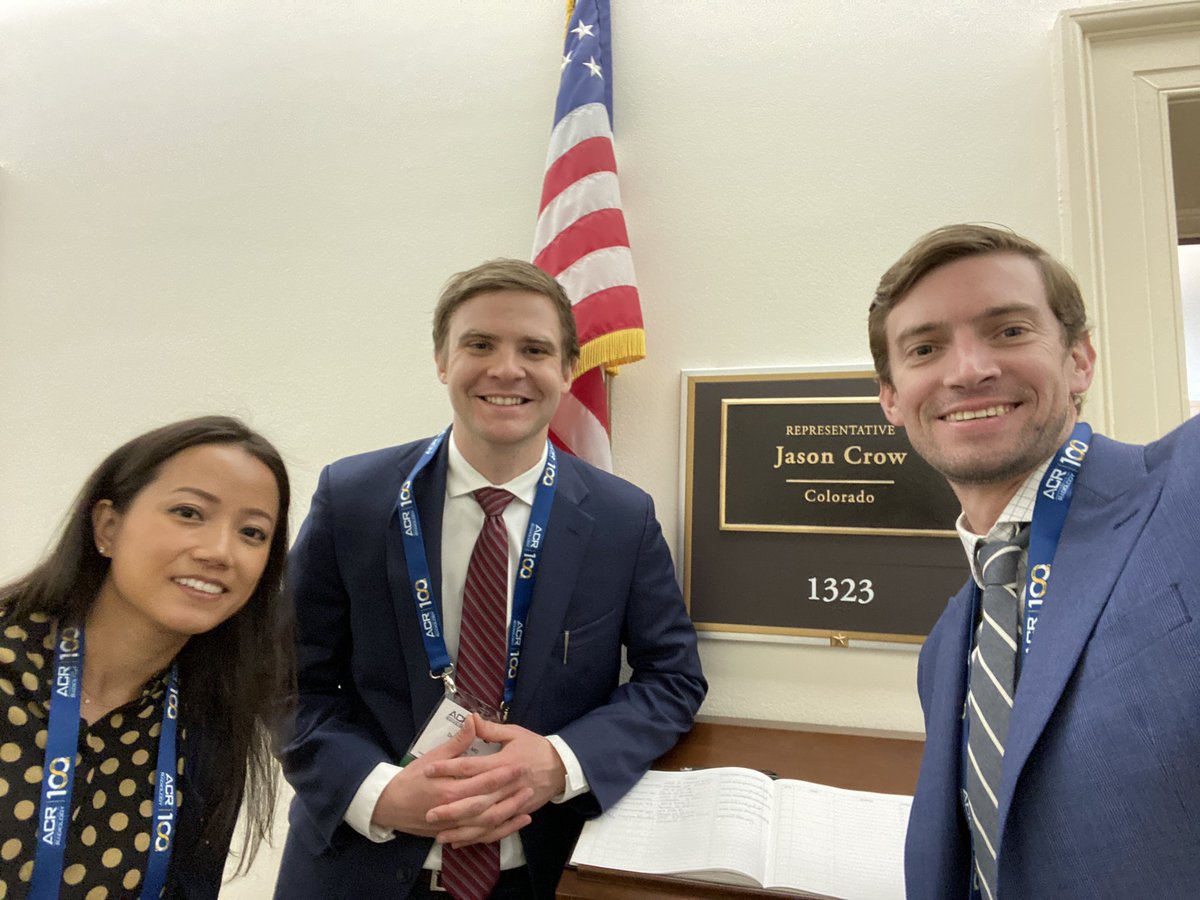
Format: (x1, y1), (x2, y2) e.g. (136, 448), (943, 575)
(400, 692), (502, 766)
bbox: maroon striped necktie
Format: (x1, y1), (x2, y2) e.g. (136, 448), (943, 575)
(441, 487), (514, 900)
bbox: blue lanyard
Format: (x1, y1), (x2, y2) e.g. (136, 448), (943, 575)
(395, 428), (558, 720)
(959, 421), (1092, 672)
(1021, 422), (1091, 656)
(960, 422), (1092, 895)
(31, 623), (179, 900)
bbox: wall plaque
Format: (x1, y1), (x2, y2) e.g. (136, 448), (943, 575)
(683, 368), (970, 645)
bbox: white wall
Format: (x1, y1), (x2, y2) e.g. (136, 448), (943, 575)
(1183, 244), (1200, 410)
(0, 0), (1104, 893)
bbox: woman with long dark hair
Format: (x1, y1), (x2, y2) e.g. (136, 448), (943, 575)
(0, 415), (294, 898)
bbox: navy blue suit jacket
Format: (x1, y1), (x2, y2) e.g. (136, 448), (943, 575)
(276, 438), (706, 898)
(906, 415), (1200, 898)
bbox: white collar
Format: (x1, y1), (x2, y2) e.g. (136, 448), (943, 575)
(446, 435), (547, 506)
(955, 456), (1050, 586)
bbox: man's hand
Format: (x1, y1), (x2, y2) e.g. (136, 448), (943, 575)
(422, 715), (568, 847)
(369, 716), (531, 838)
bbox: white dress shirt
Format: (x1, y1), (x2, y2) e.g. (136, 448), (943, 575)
(343, 434), (590, 870)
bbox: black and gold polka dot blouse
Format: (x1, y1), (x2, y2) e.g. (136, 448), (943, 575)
(0, 610), (186, 900)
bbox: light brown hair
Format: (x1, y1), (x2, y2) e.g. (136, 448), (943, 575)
(432, 259), (580, 372)
(869, 224), (1090, 387)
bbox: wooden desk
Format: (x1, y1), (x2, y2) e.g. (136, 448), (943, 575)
(555, 722), (923, 899)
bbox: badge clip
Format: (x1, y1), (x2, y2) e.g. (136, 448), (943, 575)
(432, 666), (456, 697)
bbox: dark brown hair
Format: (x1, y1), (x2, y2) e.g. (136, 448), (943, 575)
(1, 415), (294, 875)
(869, 224), (1090, 386)
(432, 258), (580, 370)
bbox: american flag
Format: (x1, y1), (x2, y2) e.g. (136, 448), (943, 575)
(533, 0), (644, 471)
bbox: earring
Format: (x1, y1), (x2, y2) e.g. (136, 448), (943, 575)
(97, 546), (107, 556)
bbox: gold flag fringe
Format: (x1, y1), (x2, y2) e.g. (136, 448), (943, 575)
(574, 328), (646, 378)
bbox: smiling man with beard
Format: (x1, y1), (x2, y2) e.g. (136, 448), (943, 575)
(276, 259), (705, 900)
(870, 225), (1200, 899)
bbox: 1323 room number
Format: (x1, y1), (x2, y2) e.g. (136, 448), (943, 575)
(807, 577), (875, 604)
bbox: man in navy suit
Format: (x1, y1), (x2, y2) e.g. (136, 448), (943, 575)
(870, 224), (1200, 899)
(276, 259), (706, 899)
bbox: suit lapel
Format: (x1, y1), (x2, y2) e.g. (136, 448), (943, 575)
(916, 581), (976, 887)
(507, 453), (594, 723)
(384, 438), (450, 729)
(934, 582), (975, 747)
(998, 436), (1160, 827)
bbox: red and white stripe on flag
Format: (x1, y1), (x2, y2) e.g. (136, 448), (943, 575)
(533, 0), (644, 472)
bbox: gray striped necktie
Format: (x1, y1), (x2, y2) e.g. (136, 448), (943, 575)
(965, 526), (1028, 900)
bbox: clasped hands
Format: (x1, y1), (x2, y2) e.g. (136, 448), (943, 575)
(370, 714), (567, 848)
